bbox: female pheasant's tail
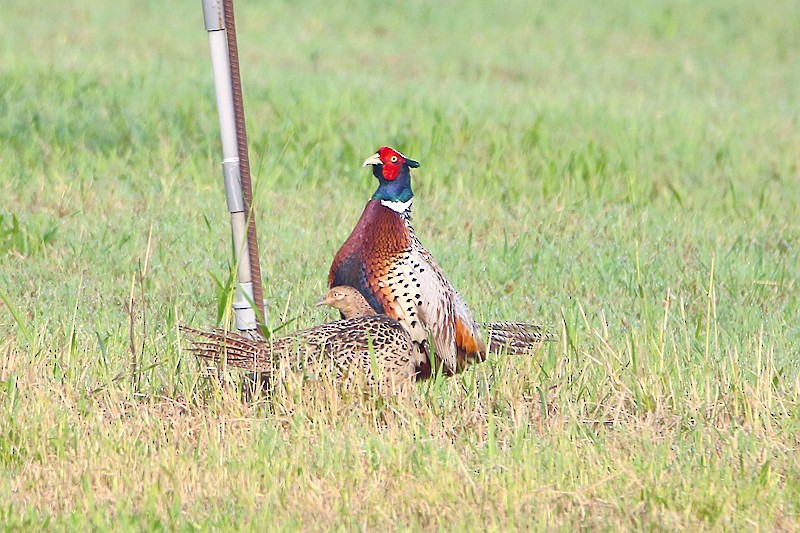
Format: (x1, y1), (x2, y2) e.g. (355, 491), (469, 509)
(180, 326), (273, 372)
(484, 321), (558, 355)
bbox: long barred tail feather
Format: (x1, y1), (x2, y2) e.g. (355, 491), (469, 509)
(484, 321), (557, 355)
(180, 326), (274, 372)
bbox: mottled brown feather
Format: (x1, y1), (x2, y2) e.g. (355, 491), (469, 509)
(180, 316), (426, 393)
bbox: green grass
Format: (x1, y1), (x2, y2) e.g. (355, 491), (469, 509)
(2, 0), (799, 529)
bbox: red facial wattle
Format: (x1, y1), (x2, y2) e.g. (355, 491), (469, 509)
(364, 146), (419, 203)
(373, 146), (419, 181)
(378, 146), (404, 181)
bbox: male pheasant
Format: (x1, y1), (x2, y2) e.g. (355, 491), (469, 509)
(181, 316), (426, 393)
(320, 285), (556, 355)
(328, 146), (487, 376)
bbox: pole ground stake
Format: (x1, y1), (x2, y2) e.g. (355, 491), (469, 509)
(201, 0), (266, 335)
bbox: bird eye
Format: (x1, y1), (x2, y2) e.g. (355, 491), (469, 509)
(390, 156), (398, 163)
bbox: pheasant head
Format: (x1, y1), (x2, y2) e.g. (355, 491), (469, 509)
(317, 286), (376, 319)
(362, 146), (419, 212)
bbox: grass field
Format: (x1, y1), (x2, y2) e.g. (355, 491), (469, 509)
(2, 0), (799, 529)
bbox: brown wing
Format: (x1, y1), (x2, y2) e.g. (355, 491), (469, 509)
(414, 248), (486, 373)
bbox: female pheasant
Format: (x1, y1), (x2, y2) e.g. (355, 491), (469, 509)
(181, 316), (426, 393)
(319, 286), (556, 355)
(328, 147), (486, 376)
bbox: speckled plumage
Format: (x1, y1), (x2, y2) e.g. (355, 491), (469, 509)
(181, 316), (426, 393)
(320, 286), (556, 355)
(329, 147), (487, 376)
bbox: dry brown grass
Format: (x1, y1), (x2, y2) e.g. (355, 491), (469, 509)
(3, 329), (798, 529)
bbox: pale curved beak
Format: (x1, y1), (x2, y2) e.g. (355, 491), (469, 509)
(362, 153), (382, 167)
(315, 297), (329, 307)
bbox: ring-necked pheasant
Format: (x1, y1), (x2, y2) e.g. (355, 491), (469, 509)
(328, 146), (487, 376)
(180, 317), (426, 393)
(319, 285), (556, 355)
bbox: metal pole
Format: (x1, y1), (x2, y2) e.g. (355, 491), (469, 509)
(222, 0), (267, 331)
(201, 0), (266, 334)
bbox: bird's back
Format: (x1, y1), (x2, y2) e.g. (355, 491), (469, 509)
(183, 315), (424, 392)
